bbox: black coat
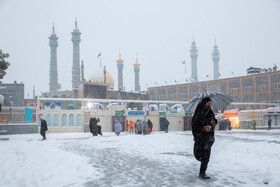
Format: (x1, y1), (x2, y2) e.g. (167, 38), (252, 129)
(89, 117), (100, 134)
(147, 120), (153, 129)
(40, 119), (48, 132)
(164, 118), (170, 127)
(191, 99), (217, 143)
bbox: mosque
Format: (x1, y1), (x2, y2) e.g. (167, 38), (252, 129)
(44, 19), (145, 101)
(148, 39), (280, 108)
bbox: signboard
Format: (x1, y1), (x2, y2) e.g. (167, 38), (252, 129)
(127, 110), (145, 116)
(25, 107), (33, 123)
(168, 111), (179, 116)
(44, 102), (61, 110)
(27, 102), (43, 109)
(159, 112), (166, 116)
(67, 104), (76, 110)
(115, 110), (124, 116)
(185, 111), (193, 117)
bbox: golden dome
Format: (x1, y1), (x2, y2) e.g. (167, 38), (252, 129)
(90, 60), (114, 90)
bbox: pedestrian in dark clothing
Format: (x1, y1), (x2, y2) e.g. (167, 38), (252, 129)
(252, 120), (256, 130)
(147, 119), (153, 134)
(89, 117), (100, 136)
(40, 117), (48, 141)
(191, 97), (217, 179)
(268, 118), (272, 130)
(164, 118), (170, 133)
(226, 119), (232, 130)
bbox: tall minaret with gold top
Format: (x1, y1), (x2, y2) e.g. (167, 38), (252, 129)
(116, 49), (124, 91)
(49, 23), (61, 92)
(134, 54), (141, 92)
(71, 18), (81, 90)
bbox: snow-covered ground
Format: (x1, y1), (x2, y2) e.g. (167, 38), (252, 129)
(1, 130), (280, 187)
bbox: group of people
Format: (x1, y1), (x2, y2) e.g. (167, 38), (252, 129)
(38, 98), (216, 180)
(123, 119), (154, 135)
(218, 118), (231, 131)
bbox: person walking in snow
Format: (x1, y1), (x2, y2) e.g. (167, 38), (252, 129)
(252, 120), (256, 130)
(143, 120), (148, 135)
(40, 116), (48, 141)
(114, 120), (122, 136)
(147, 119), (153, 134)
(128, 120), (134, 133)
(267, 118), (272, 130)
(191, 97), (217, 179)
(89, 117), (100, 136)
(164, 118), (170, 133)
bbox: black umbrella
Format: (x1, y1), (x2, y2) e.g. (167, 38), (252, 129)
(184, 91), (233, 112)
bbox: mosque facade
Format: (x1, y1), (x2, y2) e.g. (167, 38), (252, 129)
(45, 19), (143, 99)
(147, 40), (280, 107)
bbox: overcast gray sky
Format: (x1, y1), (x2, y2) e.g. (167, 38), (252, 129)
(1, 0), (280, 97)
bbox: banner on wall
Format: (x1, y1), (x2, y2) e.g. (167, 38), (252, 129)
(26, 103), (43, 109)
(127, 110), (145, 116)
(25, 107), (33, 123)
(44, 102), (61, 110)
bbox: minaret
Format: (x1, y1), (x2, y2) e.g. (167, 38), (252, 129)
(33, 86), (35, 98)
(134, 54), (141, 92)
(190, 37), (198, 82)
(104, 66), (107, 85)
(71, 18), (81, 90)
(116, 49), (124, 91)
(49, 23), (60, 92)
(81, 60), (85, 81)
(212, 39), (220, 80)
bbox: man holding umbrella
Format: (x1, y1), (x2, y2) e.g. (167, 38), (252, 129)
(191, 97), (217, 179)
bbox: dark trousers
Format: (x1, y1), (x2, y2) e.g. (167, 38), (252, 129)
(165, 126), (169, 133)
(40, 130), (46, 140)
(194, 137), (214, 174)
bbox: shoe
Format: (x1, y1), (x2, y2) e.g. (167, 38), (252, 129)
(199, 173), (210, 179)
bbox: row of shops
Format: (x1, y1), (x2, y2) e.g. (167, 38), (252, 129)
(221, 108), (280, 129)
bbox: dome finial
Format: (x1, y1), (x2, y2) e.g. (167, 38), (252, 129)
(134, 52), (140, 66)
(116, 48), (124, 63)
(52, 22), (55, 33)
(75, 17), (77, 28)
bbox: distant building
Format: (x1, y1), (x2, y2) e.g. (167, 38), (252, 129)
(0, 83), (24, 106)
(79, 82), (108, 99)
(43, 90), (73, 98)
(147, 70), (280, 106)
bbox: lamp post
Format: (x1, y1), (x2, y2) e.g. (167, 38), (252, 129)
(9, 96), (13, 124)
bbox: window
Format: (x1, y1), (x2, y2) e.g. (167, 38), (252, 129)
(273, 82), (280, 90)
(231, 87), (240, 94)
(180, 92), (188, 99)
(53, 114), (59, 127)
(191, 92), (198, 98)
(259, 84), (266, 91)
(245, 86), (253, 93)
(62, 114), (67, 127)
(168, 93), (177, 99)
(158, 95), (166, 100)
(69, 114), (74, 127)
(76, 114), (82, 127)
(46, 114), (51, 127)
